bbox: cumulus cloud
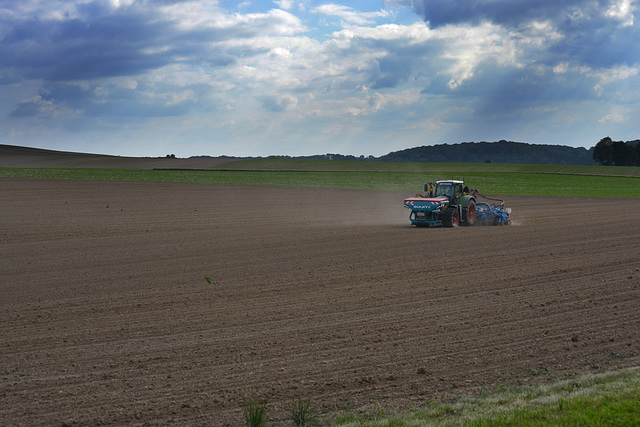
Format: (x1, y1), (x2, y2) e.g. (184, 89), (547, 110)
(400, 0), (640, 68)
(606, 0), (635, 26)
(344, 90), (421, 116)
(0, 1), (306, 84)
(599, 106), (631, 123)
(1, 9), (179, 82)
(313, 4), (391, 25)
(9, 95), (70, 118)
(259, 94), (299, 112)
(274, 0), (295, 10)
(395, 0), (611, 28)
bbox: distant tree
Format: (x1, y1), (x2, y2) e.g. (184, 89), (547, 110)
(593, 138), (638, 166)
(593, 137), (613, 165)
(166, 154), (176, 159)
(611, 140), (635, 166)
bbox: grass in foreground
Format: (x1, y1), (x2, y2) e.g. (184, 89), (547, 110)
(289, 396), (323, 426)
(332, 367), (640, 426)
(242, 397), (269, 427)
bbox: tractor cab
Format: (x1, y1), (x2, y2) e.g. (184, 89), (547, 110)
(425, 180), (464, 202)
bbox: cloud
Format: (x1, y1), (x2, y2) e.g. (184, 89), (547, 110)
(1, 10), (180, 82)
(592, 64), (639, 90)
(8, 95), (73, 118)
(344, 90), (421, 116)
(259, 94), (299, 112)
(313, 4), (391, 25)
(599, 106), (631, 123)
(396, 0), (606, 28)
(327, 21), (517, 92)
(274, 0), (295, 10)
(0, 1), (306, 83)
(606, 0), (635, 26)
(399, 0), (640, 69)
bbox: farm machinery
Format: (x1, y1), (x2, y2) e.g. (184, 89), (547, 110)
(403, 180), (511, 227)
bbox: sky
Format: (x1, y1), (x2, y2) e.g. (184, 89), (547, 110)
(1, 0), (639, 157)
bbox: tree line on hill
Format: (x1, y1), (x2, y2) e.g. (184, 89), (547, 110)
(287, 140), (596, 165)
(592, 137), (640, 166)
(194, 139), (640, 166)
(377, 140), (595, 164)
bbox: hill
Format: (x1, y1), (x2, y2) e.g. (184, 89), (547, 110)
(377, 140), (595, 164)
(0, 144), (236, 169)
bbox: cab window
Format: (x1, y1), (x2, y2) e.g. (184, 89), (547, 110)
(436, 183), (454, 197)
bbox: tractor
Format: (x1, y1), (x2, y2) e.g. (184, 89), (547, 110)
(403, 180), (511, 227)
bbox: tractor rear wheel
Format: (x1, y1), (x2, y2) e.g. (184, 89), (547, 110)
(442, 206), (459, 227)
(463, 200), (476, 226)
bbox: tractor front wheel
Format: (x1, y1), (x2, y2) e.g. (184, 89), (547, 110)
(442, 206), (459, 227)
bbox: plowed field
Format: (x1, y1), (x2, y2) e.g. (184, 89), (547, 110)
(2, 178), (639, 426)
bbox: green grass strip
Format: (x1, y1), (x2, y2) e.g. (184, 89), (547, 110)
(220, 159), (640, 177)
(333, 367), (640, 426)
(479, 390), (640, 427)
(2, 166), (639, 197)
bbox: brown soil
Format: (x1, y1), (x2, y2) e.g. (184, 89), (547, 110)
(2, 176), (640, 426)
